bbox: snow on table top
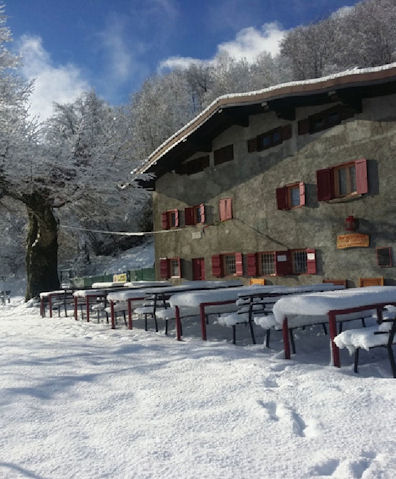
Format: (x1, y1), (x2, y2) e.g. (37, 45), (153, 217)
(141, 280), (243, 295)
(169, 285), (266, 309)
(123, 281), (170, 288)
(107, 288), (157, 302)
(91, 282), (126, 288)
(40, 289), (73, 298)
(273, 286), (396, 327)
(237, 283), (344, 298)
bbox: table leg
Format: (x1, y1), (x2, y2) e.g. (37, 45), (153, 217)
(49, 296), (53, 318)
(128, 300), (133, 330)
(40, 298), (44, 317)
(110, 301), (116, 329)
(329, 312), (340, 367)
(74, 297), (78, 320)
(282, 317), (291, 359)
(200, 304), (207, 341)
(175, 306), (182, 341)
(86, 296), (90, 322)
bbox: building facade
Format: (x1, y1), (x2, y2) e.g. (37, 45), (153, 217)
(135, 65), (396, 287)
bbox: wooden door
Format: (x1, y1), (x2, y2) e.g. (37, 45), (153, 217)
(192, 258), (205, 281)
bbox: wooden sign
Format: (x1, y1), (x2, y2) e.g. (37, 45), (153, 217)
(337, 233), (370, 249)
(113, 273), (127, 283)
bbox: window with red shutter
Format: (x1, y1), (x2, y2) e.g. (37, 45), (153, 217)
(317, 158), (368, 201)
(169, 257), (182, 278)
(276, 183), (306, 209)
(246, 253), (258, 276)
(247, 138), (257, 152)
(376, 247), (393, 267)
(211, 255), (223, 278)
(214, 144), (234, 166)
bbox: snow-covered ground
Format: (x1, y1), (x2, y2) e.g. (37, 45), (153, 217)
(0, 297), (395, 479)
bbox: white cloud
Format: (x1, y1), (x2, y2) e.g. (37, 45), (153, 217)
(217, 22), (285, 61)
(18, 35), (90, 122)
(159, 22), (286, 72)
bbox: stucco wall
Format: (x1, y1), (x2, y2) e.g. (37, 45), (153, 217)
(153, 94), (396, 287)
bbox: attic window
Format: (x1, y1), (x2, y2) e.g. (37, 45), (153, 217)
(176, 155), (209, 175)
(214, 144), (234, 166)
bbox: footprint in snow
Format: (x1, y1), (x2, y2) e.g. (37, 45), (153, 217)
(276, 403), (307, 437)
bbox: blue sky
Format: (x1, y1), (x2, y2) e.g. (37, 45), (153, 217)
(6, 0), (359, 120)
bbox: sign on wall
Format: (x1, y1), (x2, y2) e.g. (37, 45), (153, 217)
(113, 273), (127, 283)
(337, 233), (370, 249)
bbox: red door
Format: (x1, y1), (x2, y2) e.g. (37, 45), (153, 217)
(192, 258), (205, 280)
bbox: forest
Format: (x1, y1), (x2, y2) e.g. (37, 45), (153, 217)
(1, 0), (396, 298)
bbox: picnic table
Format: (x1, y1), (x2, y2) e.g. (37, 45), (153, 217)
(110, 280), (243, 333)
(40, 289), (75, 317)
(169, 284), (273, 341)
(272, 286), (396, 367)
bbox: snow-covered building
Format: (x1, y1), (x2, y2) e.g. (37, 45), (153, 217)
(134, 64), (396, 287)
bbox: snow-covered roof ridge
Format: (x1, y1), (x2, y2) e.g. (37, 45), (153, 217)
(133, 62), (396, 177)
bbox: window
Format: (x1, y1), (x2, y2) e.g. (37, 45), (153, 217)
(185, 204), (205, 226)
(159, 257), (182, 279)
(211, 253), (243, 277)
(259, 252), (276, 275)
(176, 155), (210, 175)
(291, 250), (308, 274)
(317, 158), (368, 201)
(334, 163), (356, 197)
(247, 124), (292, 153)
(246, 249), (316, 276)
(376, 247), (393, 268)
(298, 104), (357, 135)
(214, 144), (234, 166)
(219, 198), (233, 221)
(161, 209), (179, 230)
(276, 182), (305, 210)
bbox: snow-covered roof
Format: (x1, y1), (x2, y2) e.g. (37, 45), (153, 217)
(133, 62), (396, 179)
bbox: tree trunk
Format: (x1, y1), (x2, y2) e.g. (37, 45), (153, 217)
(24, 193), (59, 300)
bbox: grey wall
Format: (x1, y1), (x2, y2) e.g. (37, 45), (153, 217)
(153, 94), (396, 287)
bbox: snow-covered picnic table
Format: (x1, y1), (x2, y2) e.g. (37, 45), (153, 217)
(272, 286), (396, 367)
(40, 289), (75, 318)
(111, 280), (243, 333)
(169, 285), (276, 340)
(73, 282), (170, 323)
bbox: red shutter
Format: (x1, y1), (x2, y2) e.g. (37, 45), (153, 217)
(276, 186), (288, 210)
(247, 138), (257, 152)
(298, 119), (310, 135)
(282, 124), (292, 141)
(174, 209), (179, 227)
(184, 207), (195, 225)
(199, 204), (205, 224)
(211, 255), (223, 278)
(177, 257), (182, 278)
(275, 251), (292, 276)
(225, 198), (233, 220)
(159, 258), (170, 279)
(316, 168), (334, 201)
(161, 212), (169, 230)
(306, 248), (317, 274)
(299, 182), (306, 206)
(235, 253), (243, 276)
(246, 253), (258, 276)
(355, 158), (368, 195)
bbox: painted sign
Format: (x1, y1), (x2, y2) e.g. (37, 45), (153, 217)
(113, 273), (127, 283)
(337, 233), (370, 249)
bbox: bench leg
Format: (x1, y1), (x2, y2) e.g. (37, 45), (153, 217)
(322, 323), (327, 335)
(282, 318), (291, 359)
(232, 325), (236, 344)
(265, 329), (271, 348)
(248, 321), (256, 345)
(289, 329), (296, 355)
